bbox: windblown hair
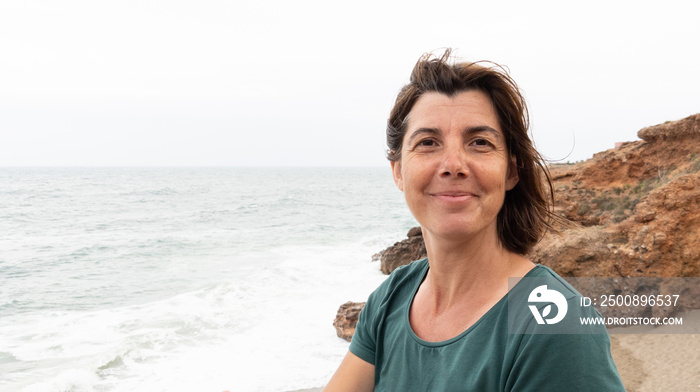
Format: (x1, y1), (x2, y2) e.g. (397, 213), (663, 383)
(386, 49), (556, 255)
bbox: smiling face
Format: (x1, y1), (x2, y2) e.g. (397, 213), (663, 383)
(391, 90), (519, 243)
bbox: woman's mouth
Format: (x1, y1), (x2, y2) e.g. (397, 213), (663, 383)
(430, 192), (476, 202)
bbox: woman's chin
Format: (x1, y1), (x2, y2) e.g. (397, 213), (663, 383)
(422, 221), (495, 242)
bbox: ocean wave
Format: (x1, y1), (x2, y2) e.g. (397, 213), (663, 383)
(0, 167), (413, 391)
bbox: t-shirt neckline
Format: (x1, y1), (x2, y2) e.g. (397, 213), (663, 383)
(404, 259), (545, 348)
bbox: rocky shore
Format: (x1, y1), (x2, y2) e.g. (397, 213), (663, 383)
(333, 113), (700, 392)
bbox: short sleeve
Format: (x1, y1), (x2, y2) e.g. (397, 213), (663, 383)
(348, 293), (377, 365)
(347, 259), (427, 368)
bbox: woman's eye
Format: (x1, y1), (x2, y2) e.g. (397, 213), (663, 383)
(416, 139), (436, 147)
(472, 138), (493, 148)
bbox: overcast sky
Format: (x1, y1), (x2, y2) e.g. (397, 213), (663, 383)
(1, 0), (698, 167)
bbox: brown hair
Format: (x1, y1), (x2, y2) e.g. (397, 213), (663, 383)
(387, 49), (556, 255)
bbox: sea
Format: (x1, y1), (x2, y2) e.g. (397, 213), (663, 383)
(0, 167), (417, 392)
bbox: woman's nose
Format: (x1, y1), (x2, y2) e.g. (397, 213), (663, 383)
(439, 144), (470, 178)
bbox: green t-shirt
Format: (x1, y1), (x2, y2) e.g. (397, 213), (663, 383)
(349, 258), (625, 391)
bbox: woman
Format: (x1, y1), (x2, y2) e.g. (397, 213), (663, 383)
(324, 50), (625, 391)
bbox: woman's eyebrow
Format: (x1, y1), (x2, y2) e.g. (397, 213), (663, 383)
(464, 125), (500, 137)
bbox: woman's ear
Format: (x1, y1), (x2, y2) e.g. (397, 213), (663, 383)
(505, 155), (519, 191)
(391, 160), (403, 191)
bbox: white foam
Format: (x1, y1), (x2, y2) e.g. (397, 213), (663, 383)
(21, 369), (100, 392)
(2, 239), (391, 391)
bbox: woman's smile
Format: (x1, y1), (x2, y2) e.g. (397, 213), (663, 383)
(429, 191), (477, 203)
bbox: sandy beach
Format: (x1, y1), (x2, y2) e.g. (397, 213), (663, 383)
(610, 309), (700, 392)
(612, 334), (700, 391)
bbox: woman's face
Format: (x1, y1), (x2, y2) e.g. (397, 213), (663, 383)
(391, 90), (519, 242)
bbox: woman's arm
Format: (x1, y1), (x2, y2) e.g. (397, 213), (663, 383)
(323, 351), (375, 392)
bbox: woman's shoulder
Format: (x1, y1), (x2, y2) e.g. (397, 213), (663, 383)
(367, 258), (428, 303)
(508, 264), (608, 333)
(389, 257), (429, 280)
(525, 264), (586, 300)
(350, 258), (429, 359)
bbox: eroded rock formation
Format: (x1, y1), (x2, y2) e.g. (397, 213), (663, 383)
(333, 301), (366, 342)
(637, 113), (699, 141)
(379, 227), (427, 274)
(536, 113), (700, 279)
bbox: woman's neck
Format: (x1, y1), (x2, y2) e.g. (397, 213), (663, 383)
(420, 226), (534, 311)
